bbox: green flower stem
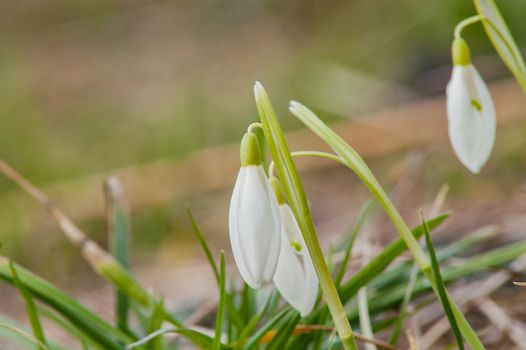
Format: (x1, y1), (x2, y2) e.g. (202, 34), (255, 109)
(454, 15), (486, 39)
(254, 82), (358, 350)
(247, 122), (263, 133)
(290, 101), (484, 350)
(268, 151), (346, 177)
(454, 14), (526, 92)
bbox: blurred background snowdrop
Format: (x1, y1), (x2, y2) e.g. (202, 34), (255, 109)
(446, 37), (496, 173)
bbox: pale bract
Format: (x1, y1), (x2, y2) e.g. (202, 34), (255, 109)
(229, 165), (281, 289)
(273, 204), (318, 316)
(446, 64), (496, 174)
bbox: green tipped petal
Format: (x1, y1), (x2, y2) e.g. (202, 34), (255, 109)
(452, 37), (471, 66)
(269, 176), (286, 205)
(240, 132), (262, 166)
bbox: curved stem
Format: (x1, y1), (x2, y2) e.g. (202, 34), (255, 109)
(247, 122), (263, 133)
(268, 150), (345, 177)
(255, 83), (359, 350)
(454, 15), (486, 39)
(455, 15), (526, 90)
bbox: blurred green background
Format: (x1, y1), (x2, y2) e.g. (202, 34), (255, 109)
(1, 0), (526, 288)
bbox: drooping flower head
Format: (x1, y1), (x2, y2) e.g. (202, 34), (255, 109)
(270, 176), (318, 316)
(229, 131), (281, 289)
(446, 37), (496, 174)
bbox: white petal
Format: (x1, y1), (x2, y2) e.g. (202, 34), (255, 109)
(228, 165), (281, 289)
(273, 204), (318, 316)
(446, 65), (496, 173)
(255, 167), (282, 282)
(229, 167), (258, 288)
(299, 231), (318, 316)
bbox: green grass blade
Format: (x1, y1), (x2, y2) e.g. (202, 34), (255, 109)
(265, 311), (301, 350)
(356, 239), (526, 318)
(224, 296), (245, 334)
(104, 177), (132, 331)
(147, 299), (165, 350)
(370, 225), (496, 293)
(0, 322), (51, 350)
(473, 0), (526, 90)
(0, 257), (133, 350)
(357, 287), (376, 350)
(293, 214), (448, 349)
(237, 291), (276, 343)
(8, 260), (48, 350)
(339, 213), (449, 302)
(254, 82), (357, 350)
(388, 263), (418, 345)
(334, 200), (375, 286)
(239, 283), (257, 324)
(213, 251), (226, 350)
(241, 308), (292, 350)
(126, 327), (214, 349)
(38, 307), (91, 350)
(385, 227), (495, 345)
(422, 216), (464, 350)
(186, 205), (220, 284)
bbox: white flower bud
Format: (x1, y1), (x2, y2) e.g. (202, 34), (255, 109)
(446, 38), (496, 173)
(229, 133), (281, 289)
(273, 204), (318, 316)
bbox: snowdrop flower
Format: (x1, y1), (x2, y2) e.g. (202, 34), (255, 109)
(229, 131), (281, 289)
(446, 37), (496, 174)
(270, 177), (318, 316)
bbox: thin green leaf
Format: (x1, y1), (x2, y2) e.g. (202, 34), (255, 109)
(126, 327), (214, 350)
(147, 299), (165, 350)
(241, 308), (292, 350)
(359, 238), (526, 319)
(38, 307), (91, 350)
(224, 294), (245, 334)
(213, 251), (226, 350)
(240, 283), (257, 324)
(0, 257), (133, 350)
(422, 215), (464, 350)
(339, 214), (449, 302)
(186, 205), (220, 284)
(371, 315), (398, 333)
(130, 302), (150, 335)
(370, 225), (496, 293)
(388, 264), (418, 345)
(237, 291), (276, 343)
(0, 322), (50, 350)
(335, 200), (375, 286)
(254, 82), (358, 350)
(265, 311), (301, 350)
(293, 214), (449, 350)
(9, 260), (48, 350)
(104, 177), (132, 331)
(357, 287), (376, 350)
(473, 0), (526, 89)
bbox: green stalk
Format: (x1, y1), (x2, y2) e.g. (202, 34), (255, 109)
(422, 216), (464, 350)
(290, 101), (484, 350)
(472, 0), (526, 92)
(0, 257), (133, 350)
(254, 82), (358, 350)
(8, 261), (48, 350)
(104, 177), (132, 331)
(212, 252), (226, 350)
